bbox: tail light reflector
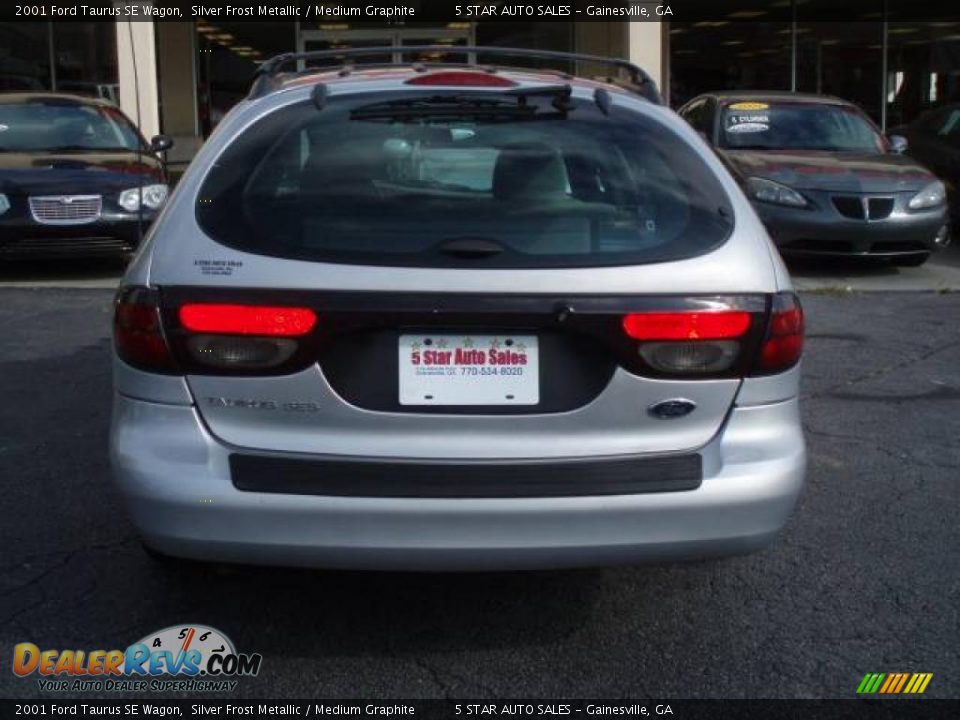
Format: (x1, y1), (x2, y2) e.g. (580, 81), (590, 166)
(622, 311), (752, 340)
(758, 293), (804, 373)
(639, 340), (740, 374)
(179, 304), (317, 337)
(114, 288), (177, 373)
(185, 336), (297, 370)
(405, 72), (518, 88)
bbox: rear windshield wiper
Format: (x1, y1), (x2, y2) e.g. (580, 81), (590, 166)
(352, 96), (537, 122)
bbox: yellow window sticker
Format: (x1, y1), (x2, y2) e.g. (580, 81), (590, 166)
(729, 102), (770, 111)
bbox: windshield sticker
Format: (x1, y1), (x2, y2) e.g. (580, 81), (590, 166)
(728, 102), (770, 111)
(727, 113), (770, 133)
(728, 122), (769, 134)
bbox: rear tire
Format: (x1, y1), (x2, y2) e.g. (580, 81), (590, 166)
(891, 253), (930, 268)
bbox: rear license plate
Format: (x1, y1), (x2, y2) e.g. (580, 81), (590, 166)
(399, 334), (539, 406)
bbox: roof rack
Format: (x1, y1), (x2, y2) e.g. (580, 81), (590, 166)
(249, 46), (662, 105)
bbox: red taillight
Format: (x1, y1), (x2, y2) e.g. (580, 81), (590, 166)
(405, 71), (518, 88)
(622, 311), (752, 340)
(179, 304), (317, 337)
(114, 289), (177, 372)
(758, 293), (804, 372)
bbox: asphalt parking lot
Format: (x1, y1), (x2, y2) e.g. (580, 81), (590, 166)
(0, 259), (958, 700)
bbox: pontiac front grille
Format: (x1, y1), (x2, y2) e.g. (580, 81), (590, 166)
(831, 195), (895, 221)
(29, 195), (102, 225)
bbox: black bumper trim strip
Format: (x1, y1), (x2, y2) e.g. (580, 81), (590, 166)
(229, 452), (702, 498)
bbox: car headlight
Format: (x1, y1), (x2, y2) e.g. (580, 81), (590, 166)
(746, 177), (808, 208)
(0, 193), (9, 216)
(118, 184), (168, 213)
(908, 180), (946, 210)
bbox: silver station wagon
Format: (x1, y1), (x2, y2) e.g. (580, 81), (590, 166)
(110, 47), (806, 570)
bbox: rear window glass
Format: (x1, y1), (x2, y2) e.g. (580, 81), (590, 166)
(720, 100), (885, 153)
(196, 90), (734, 268)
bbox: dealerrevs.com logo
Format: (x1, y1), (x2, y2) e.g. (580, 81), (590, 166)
(13, 624), (262, 693)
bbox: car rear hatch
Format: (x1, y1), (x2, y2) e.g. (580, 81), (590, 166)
(125, 74), (800, 464)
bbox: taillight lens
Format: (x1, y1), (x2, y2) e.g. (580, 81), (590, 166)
(179, 304), (316, 337)
(405, 72), (518, 88)
(114, 288), (177, 373)
(757, 293), (804, 373)
(622, 311), (752, 340)
(177, 304), (317, 371)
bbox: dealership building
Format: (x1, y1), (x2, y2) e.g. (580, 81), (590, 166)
(2, 1), (959, 169)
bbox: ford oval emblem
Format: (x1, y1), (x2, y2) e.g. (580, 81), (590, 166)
(648, 399), (697, 419)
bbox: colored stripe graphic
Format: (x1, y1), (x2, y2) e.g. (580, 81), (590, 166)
(857, 673), (885, 694)
(904, 673), (933, 694)
(857, 673), (932, 694)
(893, 673), (910, 693)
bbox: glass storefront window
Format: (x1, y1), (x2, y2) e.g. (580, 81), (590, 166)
(0, 22), (52, 92)
(0, 22), (116, 98)
(885, 19), (960, 129)
(52, 23), (119, 103)
(195, 21), (296, 136)
(669, 21), (793, 108)
(794, 22), (884, 123)
(668, 1), (959, 132)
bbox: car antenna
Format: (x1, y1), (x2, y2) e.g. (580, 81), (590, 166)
(123, 1), (145, 249)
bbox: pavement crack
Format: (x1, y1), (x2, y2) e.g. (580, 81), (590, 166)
(803, 337), (960, 400)
(0, 536), (137, 599)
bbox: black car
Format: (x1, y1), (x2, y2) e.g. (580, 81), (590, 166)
(0, 93), (172, 258)
(891, 103), (960, 224)
(678, 91), (950, 266)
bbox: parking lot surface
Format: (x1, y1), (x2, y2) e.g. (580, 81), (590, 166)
(0, 282), (958, 699)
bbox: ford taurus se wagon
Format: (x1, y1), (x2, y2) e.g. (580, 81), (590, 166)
(110, 47), (806, 570)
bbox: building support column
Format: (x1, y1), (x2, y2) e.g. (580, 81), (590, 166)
(115, 1), (160, 138)
(626, 16), (668, 103)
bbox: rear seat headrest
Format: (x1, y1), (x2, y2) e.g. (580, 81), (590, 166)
(492, 143), (568, 201)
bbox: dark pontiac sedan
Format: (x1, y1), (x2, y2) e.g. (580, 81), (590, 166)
(679, 91), (950, 266)
(0, 93), (172, 258)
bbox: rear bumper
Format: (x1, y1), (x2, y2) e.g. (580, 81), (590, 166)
(754, 201), (948, 257)
(110, 393), (806, 570)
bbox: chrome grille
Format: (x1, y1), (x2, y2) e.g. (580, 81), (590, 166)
(29, 195), (102, 225)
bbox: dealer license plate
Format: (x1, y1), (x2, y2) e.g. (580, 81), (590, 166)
(398, 334), (539, 406)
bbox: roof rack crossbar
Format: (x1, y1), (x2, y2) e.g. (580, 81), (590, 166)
(248, 46), (661, 105)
